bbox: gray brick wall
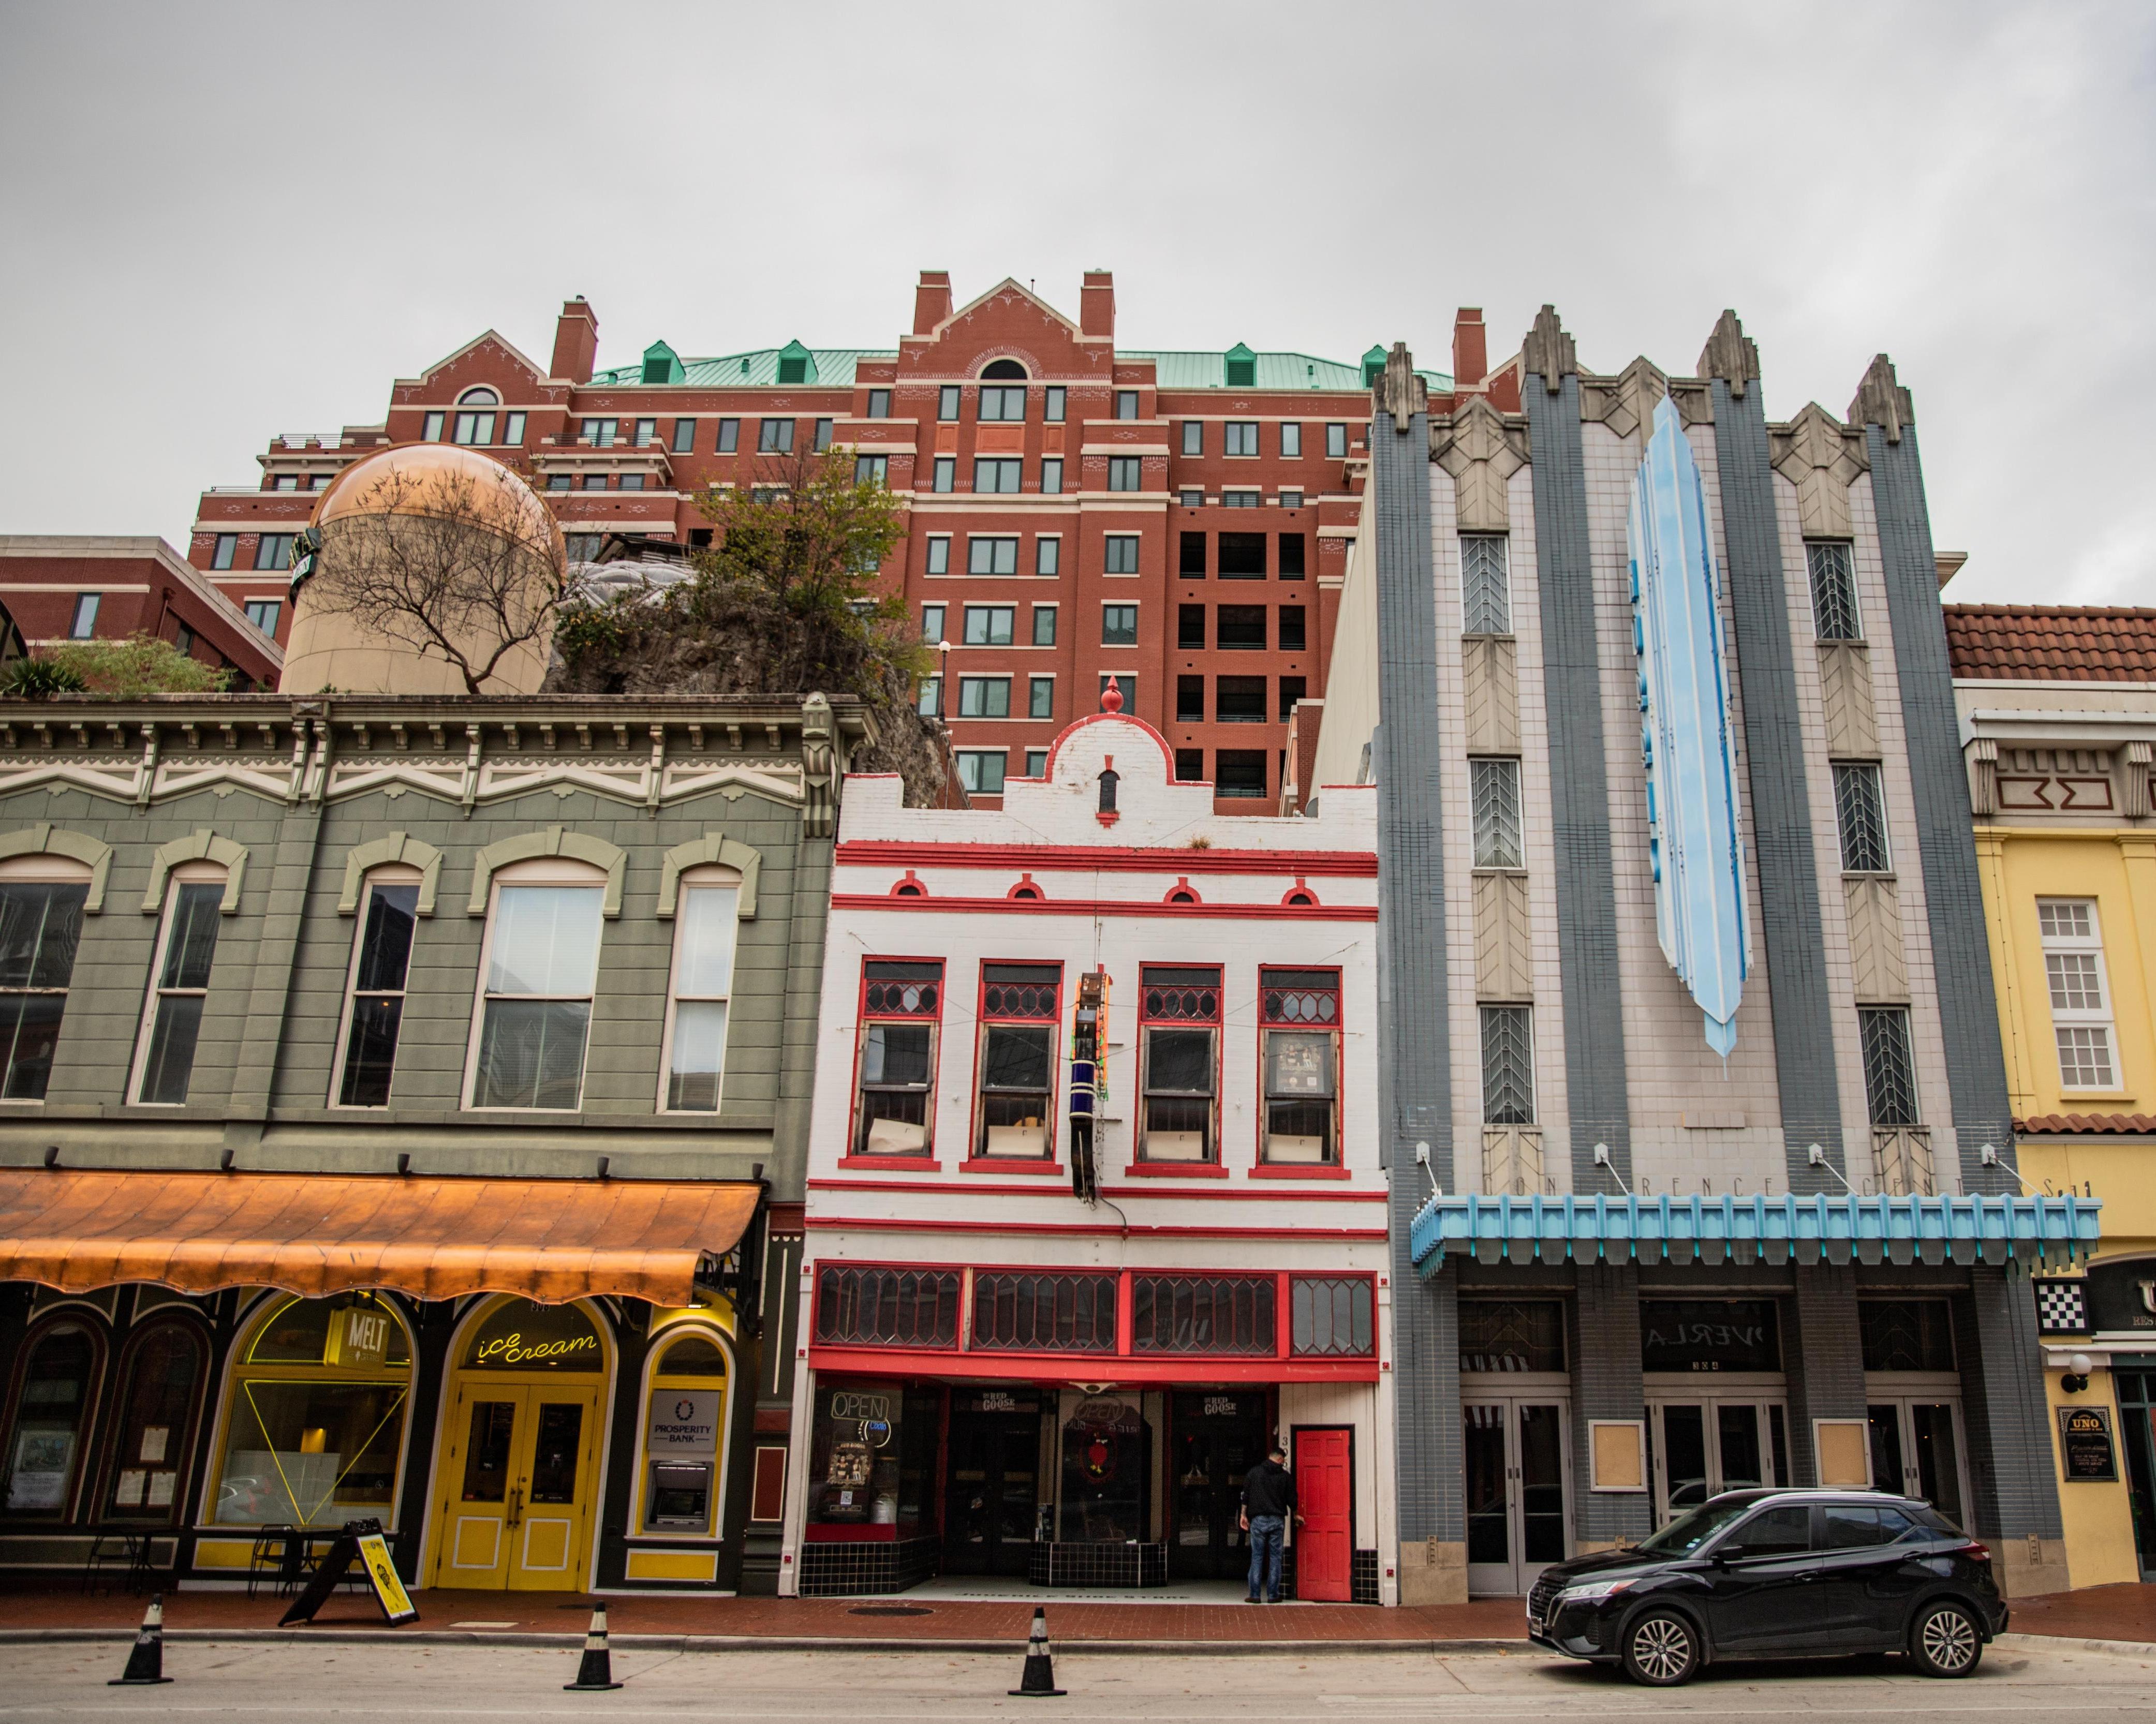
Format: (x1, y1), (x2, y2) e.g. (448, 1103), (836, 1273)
(1569, 1262), (1651, 1544)
(1709, 379), (1847, 1191)
(1862, 421), (2016, 1190)
(1955, 1268), (2064, 1540)
(1783, 1266), (1866, 1484)
(1370, 391), (1458, 1545)
(1525, 370), (1633, 1190)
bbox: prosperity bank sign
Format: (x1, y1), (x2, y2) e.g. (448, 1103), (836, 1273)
(648, 1391), (721, 1458)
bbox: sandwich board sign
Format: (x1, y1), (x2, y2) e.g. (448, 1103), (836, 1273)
(277, 1517), (418, 1626)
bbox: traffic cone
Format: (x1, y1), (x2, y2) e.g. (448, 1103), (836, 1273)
(108, 1592), (173, 1686)
(563, 1602), (625, 1691)
(1007, 1607), (1066, 1698)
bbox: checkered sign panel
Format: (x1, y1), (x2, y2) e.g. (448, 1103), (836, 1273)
(2035, 1279), (2090, 1335)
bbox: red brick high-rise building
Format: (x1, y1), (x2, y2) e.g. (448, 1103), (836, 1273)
(189, 272), (1493, 808)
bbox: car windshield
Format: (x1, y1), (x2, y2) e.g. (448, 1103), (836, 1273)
(1633, 1497), (1758, 1557)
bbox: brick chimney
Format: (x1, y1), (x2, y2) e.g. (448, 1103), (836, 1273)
(913, 271), (954, 335)
(1452, 307), (1487, 391)
(551, 297), (598, 383)
(1081, 270), (1115, 340)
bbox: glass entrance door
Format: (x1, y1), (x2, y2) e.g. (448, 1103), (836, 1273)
(435, 1383), (602, 1589)
(1648, 1399), (1788, 1524)
(1169, 1391), (1267, 1580)
(943, 1399), (1044, 1576)
(1463, 1399), (1568, 1595)
(1867, 1399), (1968, 1526)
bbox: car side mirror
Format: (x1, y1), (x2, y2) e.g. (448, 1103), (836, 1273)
(1711, 1545), (1741, 1565)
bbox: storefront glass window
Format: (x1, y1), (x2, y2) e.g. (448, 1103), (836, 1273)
(1858, 1300), (1955, 1372)
(1060, 1395), (1150, 1543)
(103, 1321), (205, 1523)
(807, 1381), (903, 1528)
(3, 1319), (100, 1518)
(1459, 1300), (1566, 1372)
(641, 1332), (727, 1534)
(212, 1295), (411, 1527)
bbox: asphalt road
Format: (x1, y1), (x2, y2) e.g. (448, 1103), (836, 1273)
(2, 1641), (2154, 1719)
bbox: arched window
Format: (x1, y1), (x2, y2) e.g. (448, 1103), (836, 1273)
(457, 387), (500, 406)
(210, 1294), (412, 1528)
(1168, 887), (1198, 904)
(980, 359), (1027, 380)
(661, 866), (740, 1113)
(333, 866), (421, 1108)
(1098, 769), (1119, 814)
(2, 1315), (104, 1519)
(132, 861), (229, 1105)
(100, 1318), (206, 1524)
(0, 853), (92, 1099)
(637, 1329), (730, 1536)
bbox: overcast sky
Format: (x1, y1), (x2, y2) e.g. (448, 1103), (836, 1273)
(2, 2), (2149, 606)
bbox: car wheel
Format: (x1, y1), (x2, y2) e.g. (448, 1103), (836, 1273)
(1620, 1610), (1700, 1686)
(1909, 1601), (1983, 1678)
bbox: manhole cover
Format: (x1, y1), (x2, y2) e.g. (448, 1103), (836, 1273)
(848, 1605), (935, 1617)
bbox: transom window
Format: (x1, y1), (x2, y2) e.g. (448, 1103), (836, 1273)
(2039, 898), (2117, 1089)
(976, 962), (1060, 1159)
(1140, 966), (1220, 1163)
(1261, 967), (1340, 1164)
(334, 873), (419, 1107)
(0, 873), (87, 1101)
(663, 874), (739, 1112)
(468, 875), (604, 1110)
(1807, 541), (1862, 642)
(1461, 534), (1511, 635)
(855, 960), (942, 1156)
(133, 870), (226, 1105)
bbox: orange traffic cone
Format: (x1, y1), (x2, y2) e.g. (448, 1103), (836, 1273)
(564, 1602), (625, 1691)
(1008, 1607), (1066, 1698)
(109, 1592), (173, 1686)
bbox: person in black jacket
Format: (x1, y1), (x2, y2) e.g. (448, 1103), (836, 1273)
(1238, 1444), (1299, 1603)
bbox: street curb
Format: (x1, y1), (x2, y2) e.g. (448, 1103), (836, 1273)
(1996, 1631), (2156, 1660)
(0, 1628), (1535, 1657)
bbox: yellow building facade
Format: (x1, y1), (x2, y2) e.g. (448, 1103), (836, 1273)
(1956, 602), (2156, 1588)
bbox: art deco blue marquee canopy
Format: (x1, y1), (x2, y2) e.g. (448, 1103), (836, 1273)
(1411, 1191), (2102, 1273)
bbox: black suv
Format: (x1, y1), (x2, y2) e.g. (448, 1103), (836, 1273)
(1527, 1489), (2007, 1685)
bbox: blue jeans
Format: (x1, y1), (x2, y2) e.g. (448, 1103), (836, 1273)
(1247, 1514), (1285, 1600)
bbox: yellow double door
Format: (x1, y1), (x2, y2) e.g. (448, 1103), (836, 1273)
(433, 1380), (604, 1590)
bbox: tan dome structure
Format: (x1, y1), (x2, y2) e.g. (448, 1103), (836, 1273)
(279, 443), (565, 696)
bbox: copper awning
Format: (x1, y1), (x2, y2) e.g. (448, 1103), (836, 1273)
(0, 1168), (761, 1305)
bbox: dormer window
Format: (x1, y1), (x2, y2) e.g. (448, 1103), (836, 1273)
(1224, 343), (1256, 389)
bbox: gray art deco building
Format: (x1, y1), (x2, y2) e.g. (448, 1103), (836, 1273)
(1310, 308), (2095, 1602)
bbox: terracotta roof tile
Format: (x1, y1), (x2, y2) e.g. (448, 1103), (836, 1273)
(2016, 1112), (2156, 1135)
(1945, 604), (2156, 683)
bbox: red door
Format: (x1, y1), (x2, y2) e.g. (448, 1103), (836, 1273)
(1293, 1426), (1353, 1601)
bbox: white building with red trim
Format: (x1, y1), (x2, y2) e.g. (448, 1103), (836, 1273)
(778, 689), (1394, 1601)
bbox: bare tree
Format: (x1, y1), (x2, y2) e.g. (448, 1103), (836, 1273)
(298, 460), (565, 693)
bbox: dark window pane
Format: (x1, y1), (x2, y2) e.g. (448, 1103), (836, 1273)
(972, 1272), (1118, 1351)
(1279, 607), (1306, 652)
(1146, 1027), (1214, 1094)
(461, 1401), (516, 1502)
(1174, 749), (1204, 782)
(0, 884), (85, 990)
(1278, 675), (1307, 721)
(159, 883), (225, 989)
(1218, 533), (1266, 577)
(1178, 605), (1205, 650)
(1859, 1299), (1956, 1371)
(982, 1024), (1051, 1091)
(337, 995), (405, 1107)
(528, 1402), (585, 1504)
(1215, 676), (1266, 721)
(1640, 1300), (1781, 1372)
(1278, 533), (1307, 578)
(1179, 530), (1206, 576)
(1132, 1275), (1275, 1354)
(1216, 606), (1265, 649)
(1215, 752), (1266, 798)
(816, 1265), (960, 1347)
(0, 992), (65, 1099)
(472, 999), (591, 1108)
(1458, 1299), (1566, 1371)
(862, 1021), (932, 1086)
(354, 885), (418, 993)
(1176, 675), (1205, 722)
(139, 995), (204, 1104)
(1733, 1504), (1811, 1556)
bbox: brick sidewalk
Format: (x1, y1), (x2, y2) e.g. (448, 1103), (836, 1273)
(11, 1580), (2155, 1648)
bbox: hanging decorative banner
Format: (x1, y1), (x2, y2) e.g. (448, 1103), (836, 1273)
(1629, 395), (1751, 1054)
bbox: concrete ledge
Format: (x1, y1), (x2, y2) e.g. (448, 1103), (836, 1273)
(1996, 1631), (2156, 1659)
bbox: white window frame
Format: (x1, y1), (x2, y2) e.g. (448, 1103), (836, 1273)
(329, 865), (423, 1110)
(462, 859), (607, 1113)
(129, 860), (228, 1107)
(2039, 898), (2119, 1091)
(657, 868), (741, 1115)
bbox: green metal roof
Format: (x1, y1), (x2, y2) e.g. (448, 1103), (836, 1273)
(589, 348), (893, 388)
(591, 345), (1450, 393)
(1126, 349), (1452, 393)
